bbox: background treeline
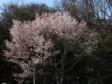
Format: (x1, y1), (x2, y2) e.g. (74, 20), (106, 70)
(0, 0), (112, 84)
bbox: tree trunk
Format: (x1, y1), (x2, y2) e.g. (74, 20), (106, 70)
(33, 64), (36, 84)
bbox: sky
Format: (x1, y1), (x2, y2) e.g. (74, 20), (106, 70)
(0, 0), (56, 7)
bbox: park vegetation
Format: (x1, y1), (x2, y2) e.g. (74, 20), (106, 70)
(0, 0), (112, 84)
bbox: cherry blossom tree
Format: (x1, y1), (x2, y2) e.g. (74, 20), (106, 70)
(4, 11), (97, 84)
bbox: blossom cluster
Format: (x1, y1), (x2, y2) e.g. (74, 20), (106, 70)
(4, 11), (97, 80)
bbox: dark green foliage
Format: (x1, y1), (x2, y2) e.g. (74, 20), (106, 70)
(1, 3), (55, 22)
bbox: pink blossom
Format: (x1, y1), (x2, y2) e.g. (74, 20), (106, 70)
(4, 11), (97, 80)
